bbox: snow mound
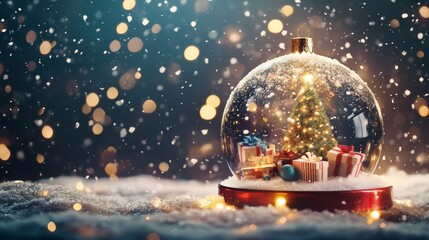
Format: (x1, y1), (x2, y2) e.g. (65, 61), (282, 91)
(220, 174), (390, 191)
(0, 168), (428, 239)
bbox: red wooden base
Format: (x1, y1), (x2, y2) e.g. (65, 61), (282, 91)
(219, 183), (393, 211)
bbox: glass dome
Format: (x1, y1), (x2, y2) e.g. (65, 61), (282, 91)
(221, 38), (384, 179)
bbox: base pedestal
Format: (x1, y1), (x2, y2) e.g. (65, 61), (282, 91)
(219, 183), (393, 211)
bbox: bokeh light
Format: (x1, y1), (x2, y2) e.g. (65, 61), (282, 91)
(92, 123), (103, 135)
(39, 41), (52, 55)
(389, 19), (400, 28)
(106, 87), (119, 99)
(116, 22), (128, 34)
(73, 203), (82, 211)
(419, 6), (429, 18)
(109, 40), (121, 52)
(267, 19), (283, 33)
(122, 0), (136, 10)
(0, 144), (11, 161)
(159, 162), (170, 172)
(25, 30), (36, 44)
(47, 221), (56, 232)
(206, 95), (221, 108)
(105, 162), (118, 176)
(86, 93), (100, 107)
(36, 154), (45, 164)
(41, 125), (54, 139)
(280, 5), (294, 17)
(127, 37), (143, 53)
(142, 99), (157, 113)
(184, 45), (200, 61)
(199, 105), (216, 120)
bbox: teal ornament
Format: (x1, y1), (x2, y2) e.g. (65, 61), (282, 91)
(279, 164), (298, 181)
(263, 175), (271, 181)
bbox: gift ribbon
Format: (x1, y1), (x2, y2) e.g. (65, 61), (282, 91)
(300, 152), (322, 162)
(277, 150), (297, 159)
(242, 136), (267, 155)
(338, 144), (354, 153)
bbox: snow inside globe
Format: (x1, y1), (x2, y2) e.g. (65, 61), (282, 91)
(218, 37), (392, 211)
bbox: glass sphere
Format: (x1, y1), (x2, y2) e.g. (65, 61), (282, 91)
(221, 53), (384, 179)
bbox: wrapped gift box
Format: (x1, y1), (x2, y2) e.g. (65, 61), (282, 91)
(327, 146), (365, 177)
(248, 155), (274, 165)
(275, 150), (299, 172)
(265, 144), (276, 156)
(240, 164), (276, 179)
(237, 142), (262, 164)
(292, 159), (328, 182)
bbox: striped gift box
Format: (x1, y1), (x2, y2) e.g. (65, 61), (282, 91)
(292, 159), (329, 182)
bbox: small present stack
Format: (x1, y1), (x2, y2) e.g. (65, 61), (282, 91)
(237, 136), (366, 182)
(237, 136), (276, 179)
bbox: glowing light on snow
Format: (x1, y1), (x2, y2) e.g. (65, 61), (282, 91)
(76, 181), (85, 191)
(371, 210), (381, 219)
(206, 94), (221, 108)
(159, 162), (170, 172)
(267, 19), (283, 33)
(86, 93), (99, 107)
(109, 40), (121, 52)
(419, 6), (429, 18)
(280, 5), (294, 17)
(116, 22), (128, 34)
(275, 197), (287, 208)
(247, 102), (257, 112)
(146, 233), (160, 240)
(39, 41), (52, 55)
(41, 125), (54, 139)
(92, 123), (103, 135)
(200, 105), (216, 120)
(184, 45), (200, 61)
(105, 162), (118, 176)
(0, 144), (11, 161)
(47, 221), (56, 232)
(142, 99), (157, 113)
(107, 87), (119, 99)
(127, 37), (143, 53)
(134, 72), (142, 79)
(122, 0), (136, 10)
(73, 203), (82, 211)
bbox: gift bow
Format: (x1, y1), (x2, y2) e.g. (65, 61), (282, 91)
(242, 136), (267, 155)
(301, 152), (322, 162)
(338, 144), (354, 153)
(277, 150), (297, 159)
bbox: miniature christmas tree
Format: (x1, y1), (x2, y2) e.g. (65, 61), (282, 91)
(282, 74), (337, 158)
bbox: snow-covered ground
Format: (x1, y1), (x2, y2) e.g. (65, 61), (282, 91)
(0, 167), (428, 240)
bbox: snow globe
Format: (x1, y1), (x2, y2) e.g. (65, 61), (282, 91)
(218, 37), (393, 211)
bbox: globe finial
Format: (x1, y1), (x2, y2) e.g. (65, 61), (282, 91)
(291, 25), (313, 53)
(291, 37), (313, 53)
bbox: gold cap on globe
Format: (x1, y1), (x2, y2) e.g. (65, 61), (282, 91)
(291, 37), (313, 53)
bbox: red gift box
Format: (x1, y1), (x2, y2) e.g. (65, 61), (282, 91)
(327, 145), (365, 178)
